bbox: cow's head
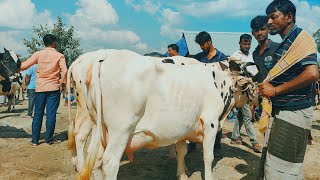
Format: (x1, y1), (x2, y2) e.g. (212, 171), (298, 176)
(0, 48), (21, 80)
(228, 57), (257, 77)
(221, 59), (259, 108)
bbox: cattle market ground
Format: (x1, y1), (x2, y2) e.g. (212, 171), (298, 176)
(0, 98), (320, 180)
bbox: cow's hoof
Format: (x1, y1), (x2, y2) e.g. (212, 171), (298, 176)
(178, 174), (189, 180)
(71, 157), (77, 166)
(185, 166), (191, 176)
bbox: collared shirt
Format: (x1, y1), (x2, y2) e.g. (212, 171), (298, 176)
(269, 25), (318, 110)
(231, 50), (258, 76)
(21, 47), (67, 92)
(193, 48), (226, 63)
(252, 40), (279, 83)
(25, 64), (38, 90)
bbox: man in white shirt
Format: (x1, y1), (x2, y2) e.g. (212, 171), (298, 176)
(230, 34), (262, 153)
(231, 34), (258, 76)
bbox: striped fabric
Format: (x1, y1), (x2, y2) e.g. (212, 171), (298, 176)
(259, 30), (317, 133)
(261, 107), (313, 180)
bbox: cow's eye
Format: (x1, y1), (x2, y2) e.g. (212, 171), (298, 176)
(3, 56), (9, 62)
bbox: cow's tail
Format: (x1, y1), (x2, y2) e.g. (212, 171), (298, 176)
(67, 57), (86, 152)
(67, 64), (76, 153)
(76, 60), (103, 180)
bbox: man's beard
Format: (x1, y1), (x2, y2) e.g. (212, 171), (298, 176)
(269, 29), (279, 35)
(240, 49), (249, 55)
(268, 25), (279, 35)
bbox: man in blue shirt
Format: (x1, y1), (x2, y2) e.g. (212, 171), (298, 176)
(24, 64), (37, 118)
(193, 31), (227, 63)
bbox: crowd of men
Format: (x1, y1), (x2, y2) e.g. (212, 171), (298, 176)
(166, 0), (318, 179)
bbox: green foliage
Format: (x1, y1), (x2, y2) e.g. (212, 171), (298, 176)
(314, 28), (320, 53)
(313, 29), (320, 71)
(23, 17), (82, 67)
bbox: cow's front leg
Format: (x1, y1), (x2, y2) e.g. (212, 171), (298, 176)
(6, 94), (13, 112)
(12, 94), (15, 112)
(202, 119), (219, 180)
(176, 140), (188, 180)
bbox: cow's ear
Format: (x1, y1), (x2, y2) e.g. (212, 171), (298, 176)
(219, 61), (229, 71)
(229, 61), (241, 72)
(16, 59), (21, 69)
(4, 48), (8, 52)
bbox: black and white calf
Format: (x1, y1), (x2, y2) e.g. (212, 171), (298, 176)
(0, 48), (22, 112)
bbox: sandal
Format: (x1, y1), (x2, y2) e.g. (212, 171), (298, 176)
(230, 139), (242, 145)
(30, 141), (38, 147)
(252, 144), (262, 153)
(46, 139), (61, 145)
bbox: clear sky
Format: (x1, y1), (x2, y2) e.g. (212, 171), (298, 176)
(0, 0), (319, 57)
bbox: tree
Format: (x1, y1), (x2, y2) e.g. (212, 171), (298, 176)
(314, 28), (320, 53)
(313, 29), (320, 70)
(23, 17), (82, 66)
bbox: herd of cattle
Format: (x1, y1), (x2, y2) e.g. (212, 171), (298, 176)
(0, 48), (319, 179)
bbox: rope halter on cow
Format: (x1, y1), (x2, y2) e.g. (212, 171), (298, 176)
(235, 76), (257, 102)
(228, 67), (258, 105)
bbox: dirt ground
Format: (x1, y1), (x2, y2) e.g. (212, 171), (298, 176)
(0, 98), (319, 180)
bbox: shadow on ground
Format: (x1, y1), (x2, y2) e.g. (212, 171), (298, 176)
(0, 125), (31, 138)
(117, 143), (261, 180)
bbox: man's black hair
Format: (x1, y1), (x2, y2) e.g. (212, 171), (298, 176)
(266, 0), (296, 23)
(250, 15), (269, 30)
(43, 34), (57, 47)
(195, 31), (212, 45)
(239, 34), (252, 43)
(168, 44), (179, 53)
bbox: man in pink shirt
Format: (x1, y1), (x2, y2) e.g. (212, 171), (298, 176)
(20, 34), (68, 146)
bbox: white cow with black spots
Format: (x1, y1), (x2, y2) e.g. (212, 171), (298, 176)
(74, 49), (257, 180)
(67, 49), (203, 172)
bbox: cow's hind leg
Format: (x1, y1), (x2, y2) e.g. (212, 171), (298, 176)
(92, 141), (104, 180)
(102, 130), (133, 180)
(75, 116), (93, 171)
(176, 140), (188, 180)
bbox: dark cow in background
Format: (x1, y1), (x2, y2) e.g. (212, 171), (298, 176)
(0, 48), (22, 112)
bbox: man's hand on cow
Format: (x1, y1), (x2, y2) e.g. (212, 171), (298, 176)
(258, 82), (277, 98)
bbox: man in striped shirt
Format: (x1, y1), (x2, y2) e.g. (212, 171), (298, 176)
(258, 0), (319, 179)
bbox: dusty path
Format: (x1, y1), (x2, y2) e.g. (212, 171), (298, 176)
(0, 99), (319, 179)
